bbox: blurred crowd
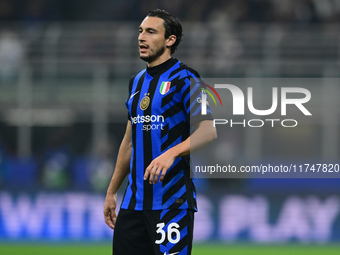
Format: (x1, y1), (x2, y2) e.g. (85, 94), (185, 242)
(0, 0), (339, 24)
(0, 128), (119, 193)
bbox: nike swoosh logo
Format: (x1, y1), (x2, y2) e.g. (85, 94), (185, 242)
(164, 252), (179, 255)
(130, 91), (139, 99)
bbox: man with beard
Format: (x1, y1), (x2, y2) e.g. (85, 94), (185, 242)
(103, 9), (216, 255)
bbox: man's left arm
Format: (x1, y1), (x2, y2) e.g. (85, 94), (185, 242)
(144, 120), (216, 184)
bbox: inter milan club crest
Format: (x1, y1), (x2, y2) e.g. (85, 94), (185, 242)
(140, 93), (150, 110)
(160, 81), (171, 95)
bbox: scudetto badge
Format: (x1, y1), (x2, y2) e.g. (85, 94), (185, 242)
(140, 93), (150, 110)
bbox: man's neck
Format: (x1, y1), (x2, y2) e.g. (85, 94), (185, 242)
(147, 54), (171, 68)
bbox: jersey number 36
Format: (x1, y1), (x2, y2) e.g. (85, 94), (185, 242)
(155, 222), (180, 244)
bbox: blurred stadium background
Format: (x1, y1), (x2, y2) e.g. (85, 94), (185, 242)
(0, 0), (340, 254)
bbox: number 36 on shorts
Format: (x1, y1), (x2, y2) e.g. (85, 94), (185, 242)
(155, 222), (181, 244)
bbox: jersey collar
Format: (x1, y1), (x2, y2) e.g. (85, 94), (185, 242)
(146, 58), (178, 77)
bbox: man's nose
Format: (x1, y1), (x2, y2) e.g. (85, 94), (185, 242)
(138, 31), (145, 41)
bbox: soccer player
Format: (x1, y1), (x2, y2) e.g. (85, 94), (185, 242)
(103, 9), (216, 255)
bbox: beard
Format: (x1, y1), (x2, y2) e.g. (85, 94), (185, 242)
(140, 45), (166, 63)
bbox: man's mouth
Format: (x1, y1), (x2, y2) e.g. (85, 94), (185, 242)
(139, 45), (149, 53)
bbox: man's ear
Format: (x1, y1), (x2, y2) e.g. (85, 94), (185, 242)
(166, 35), (177, 47)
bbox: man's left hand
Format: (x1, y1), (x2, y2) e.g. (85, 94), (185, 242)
(144, 150), (176, 184)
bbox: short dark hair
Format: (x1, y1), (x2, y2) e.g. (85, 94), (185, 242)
(147, 9), (183, 54)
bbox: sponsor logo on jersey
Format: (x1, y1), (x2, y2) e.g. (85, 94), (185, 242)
(131, 114), (165, 131)
(131, 114), (164, 124)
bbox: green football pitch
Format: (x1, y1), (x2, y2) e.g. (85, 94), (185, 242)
(1, 243), (340, 255)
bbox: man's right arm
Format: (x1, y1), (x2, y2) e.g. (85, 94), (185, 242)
(104, 121), (132, 229)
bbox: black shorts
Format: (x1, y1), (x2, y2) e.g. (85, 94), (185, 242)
(113, 208), (195, 255)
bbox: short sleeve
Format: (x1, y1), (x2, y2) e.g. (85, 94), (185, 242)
(180, 70), (213, 127)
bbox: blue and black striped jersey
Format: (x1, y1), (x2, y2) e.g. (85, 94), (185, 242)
(121, 58), (213, 211)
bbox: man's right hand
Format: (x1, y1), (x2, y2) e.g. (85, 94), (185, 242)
(103, 193), (118, 229)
